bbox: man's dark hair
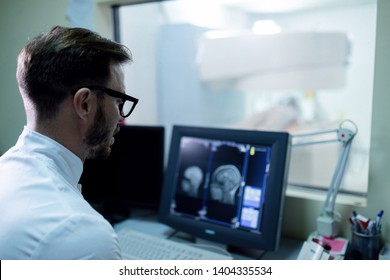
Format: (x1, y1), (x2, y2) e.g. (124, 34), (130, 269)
(16, 26), (132, 121)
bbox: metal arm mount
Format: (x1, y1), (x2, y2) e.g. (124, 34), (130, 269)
(291, 120), (358, 237)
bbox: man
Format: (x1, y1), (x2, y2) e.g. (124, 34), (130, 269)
(0, 26), (138, 259)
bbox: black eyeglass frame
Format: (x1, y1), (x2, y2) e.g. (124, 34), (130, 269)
(71, 85), (139, 118)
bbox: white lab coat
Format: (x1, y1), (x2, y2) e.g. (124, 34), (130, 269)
(0, 127), (122, 259)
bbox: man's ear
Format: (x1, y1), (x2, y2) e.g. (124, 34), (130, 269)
(72, 88), (95, 120)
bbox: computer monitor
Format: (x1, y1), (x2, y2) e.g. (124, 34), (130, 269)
(80, 125), (164, 223)
(158, 125), (291, 251)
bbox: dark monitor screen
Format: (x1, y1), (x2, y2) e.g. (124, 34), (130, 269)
(80, 125), (164, 222)
(158, 125), (290, 251)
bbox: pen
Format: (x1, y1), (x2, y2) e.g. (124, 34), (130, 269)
(349, 217), (359, 233)
(367, 220), (377, 235)
(376, 210), (384, 232)
(312, 238), (331, 251)
(376, 210), (384, 224)
(351, 211), (362, 232)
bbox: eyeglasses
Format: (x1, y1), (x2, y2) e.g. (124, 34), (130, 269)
(71, 85), (139, 118)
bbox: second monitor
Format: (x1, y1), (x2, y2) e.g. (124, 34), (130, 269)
(80, 125), (165, 223)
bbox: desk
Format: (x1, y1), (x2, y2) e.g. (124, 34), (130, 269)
(113, 209), (302, 260)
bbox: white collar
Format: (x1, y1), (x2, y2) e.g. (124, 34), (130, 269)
(16, 126), (83, 191)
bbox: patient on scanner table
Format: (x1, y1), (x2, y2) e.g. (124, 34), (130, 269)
(235, 98), (301, 132)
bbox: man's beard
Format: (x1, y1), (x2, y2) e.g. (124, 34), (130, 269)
(84, 104), (116, 160)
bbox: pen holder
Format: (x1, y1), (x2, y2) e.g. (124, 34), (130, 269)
(350, 231), (382, 260)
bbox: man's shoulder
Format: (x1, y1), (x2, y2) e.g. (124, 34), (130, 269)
(33, 212), (121, 259)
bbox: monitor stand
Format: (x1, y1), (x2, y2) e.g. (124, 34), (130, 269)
(228, 237), (303, 260)
(194, 237), (230, 255)
(194, 237), (268, 259)
(228, 246), (268, 259)
(167, 230), (258, 259)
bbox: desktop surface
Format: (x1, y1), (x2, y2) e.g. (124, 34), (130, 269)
(114, 209), (302, 260)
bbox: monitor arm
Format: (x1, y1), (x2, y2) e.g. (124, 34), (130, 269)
(292, 120), (358, 238)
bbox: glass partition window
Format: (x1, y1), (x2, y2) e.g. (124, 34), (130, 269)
(116, 0), (377, 205)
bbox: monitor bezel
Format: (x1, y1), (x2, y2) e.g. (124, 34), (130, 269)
(158, 125), (291, 251)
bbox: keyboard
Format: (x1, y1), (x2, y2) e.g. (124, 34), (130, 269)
(116, 229), (233, 260)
